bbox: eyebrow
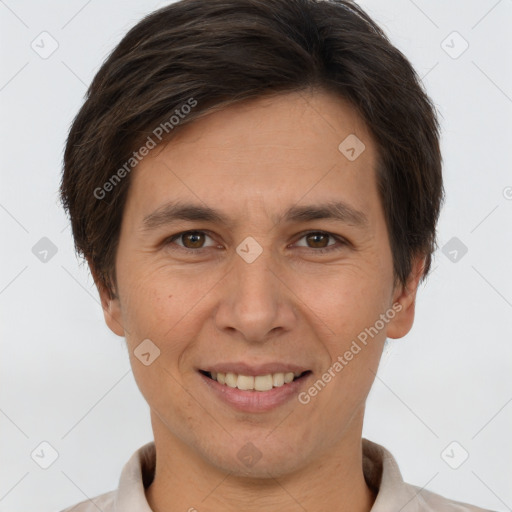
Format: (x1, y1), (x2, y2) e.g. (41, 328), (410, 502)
(141, 200), (368, 231)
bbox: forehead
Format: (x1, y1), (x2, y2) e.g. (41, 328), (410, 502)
(124, 90), (379, 222)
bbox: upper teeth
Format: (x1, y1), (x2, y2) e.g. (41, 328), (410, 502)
(211, 371), (302, 391)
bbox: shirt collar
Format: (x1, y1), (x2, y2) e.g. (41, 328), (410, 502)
(362, 438), (422, 511)
(114, 441), (155, 512)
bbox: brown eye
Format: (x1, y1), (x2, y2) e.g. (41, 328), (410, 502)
(181, 231), (206, 249)
(293, 231), (347, 254)
(166, 231), (216, 252)
(305, 232), (331, 249)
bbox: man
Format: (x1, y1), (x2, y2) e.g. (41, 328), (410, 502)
(59, 0), (493, 510)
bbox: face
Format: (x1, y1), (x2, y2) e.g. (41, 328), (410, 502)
(98, 90), (422, 478)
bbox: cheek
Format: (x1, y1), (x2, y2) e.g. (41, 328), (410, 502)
(116, 267), (176, 358)
(119, 266), (213, 373)
(310, 283), (388, 423)
(304, 261), (392, 397)
(308, 263), (393, 340)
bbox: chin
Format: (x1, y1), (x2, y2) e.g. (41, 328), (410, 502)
(203, 439), (309, 479)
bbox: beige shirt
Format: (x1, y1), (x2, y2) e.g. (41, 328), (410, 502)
(60, 439), (494, 512)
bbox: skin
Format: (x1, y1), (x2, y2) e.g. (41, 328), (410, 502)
(94, 89), (424, 512)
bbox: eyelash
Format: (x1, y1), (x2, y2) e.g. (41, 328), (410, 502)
(164, 230), (348, 255)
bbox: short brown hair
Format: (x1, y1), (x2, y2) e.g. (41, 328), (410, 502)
(61, 0), (443, 299)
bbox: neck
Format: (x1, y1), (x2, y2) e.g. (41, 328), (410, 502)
(145, 411), (376, 512)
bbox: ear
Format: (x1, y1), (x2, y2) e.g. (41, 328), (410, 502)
(87, 260), (125, 337)
(386, 255), (426, 339)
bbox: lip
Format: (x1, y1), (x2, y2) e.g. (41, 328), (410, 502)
(199, 362), (310, 376)
(198, 370), (312, 413)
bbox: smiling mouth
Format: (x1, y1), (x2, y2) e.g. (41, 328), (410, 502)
(199, 370), (311, 391)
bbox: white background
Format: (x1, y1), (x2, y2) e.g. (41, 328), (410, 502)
(1, 1), (511, 511)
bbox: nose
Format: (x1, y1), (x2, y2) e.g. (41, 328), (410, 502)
(214, 244), (297, 343)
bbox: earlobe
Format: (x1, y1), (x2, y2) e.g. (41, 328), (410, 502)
(386, 256), (425, 340)
(100, 290), (125, 337)
(88, 260), (126, 337)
